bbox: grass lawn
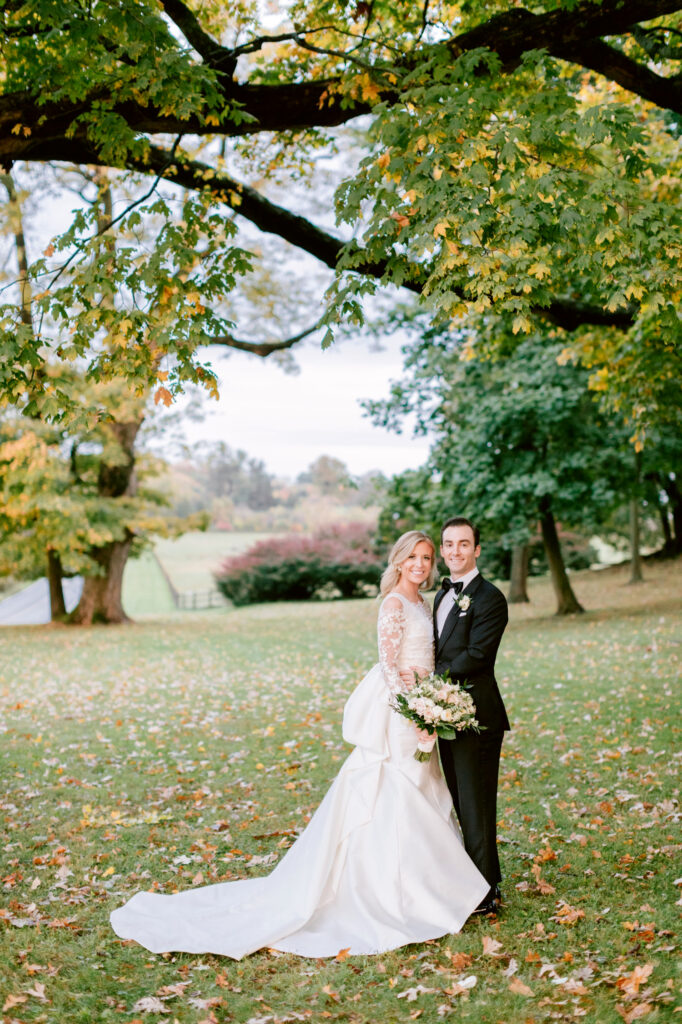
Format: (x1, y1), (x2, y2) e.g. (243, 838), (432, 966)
(153, 532), (282, 593)
(122, 551), (177, 618)
(1, 559), (680, 1023)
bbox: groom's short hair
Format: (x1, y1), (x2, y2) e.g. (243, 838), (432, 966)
(441, 516), (480, 546)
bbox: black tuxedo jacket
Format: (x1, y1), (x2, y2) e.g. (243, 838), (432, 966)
(434, 573), (510, 733)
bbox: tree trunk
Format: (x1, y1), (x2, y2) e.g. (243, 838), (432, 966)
(507, 543), (530, 603)
(47, 548), (66, 620)
(70, 536), (134, 625)
(629, 450), (643, 583)
(658, 500), (673, 551)
(538, 501), (584, 614)
(663, 478), (682, 554)
(70, 417), (142, 625)
(628, 497), (643, 583)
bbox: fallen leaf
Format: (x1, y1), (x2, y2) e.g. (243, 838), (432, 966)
(447, 951), (473, 970)
(552, 901), (585, 926)
(132, 996), (169, 1013)
(481, 935), (503, 955)
(26, 982), (47, 1001)
(397, 985), (438, 1001)
(508, 977), (534, 996)
(616, 963), (654, 997)
(335, 946), (351, 962)
(445, 976), (477, 996)
(616, 1003), (655, 1023)
(502, 957), (518, 977)
(3, 995), (28, 1011)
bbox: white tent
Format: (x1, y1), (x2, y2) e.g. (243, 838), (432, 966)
(0, 577), (83, 625)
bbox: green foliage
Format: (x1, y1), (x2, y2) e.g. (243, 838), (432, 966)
(368, 319), (646, 556)
(0, 1), (681, 435)
(0, 188), (253, 420)
(215, 522), (383, 605)
(0, 385), (191, 582)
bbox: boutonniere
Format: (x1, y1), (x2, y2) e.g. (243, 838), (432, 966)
(456, 594), (472, 612)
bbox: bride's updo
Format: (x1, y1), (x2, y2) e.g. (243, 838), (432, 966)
(379, 530), (437, 596)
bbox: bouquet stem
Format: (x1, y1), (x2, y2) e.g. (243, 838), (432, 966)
(414, 749), (432, 763)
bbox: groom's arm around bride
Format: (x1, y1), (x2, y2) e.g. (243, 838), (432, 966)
(434, 516), (509, 914)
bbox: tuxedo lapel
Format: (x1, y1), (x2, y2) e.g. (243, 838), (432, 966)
(436, 574), (484, 654)
(433, 589), (445, 644)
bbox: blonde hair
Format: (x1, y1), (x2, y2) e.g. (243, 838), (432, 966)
(379, 530), (437, 596)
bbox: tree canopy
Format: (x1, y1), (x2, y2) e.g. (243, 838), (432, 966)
(0, 0), (680, 433)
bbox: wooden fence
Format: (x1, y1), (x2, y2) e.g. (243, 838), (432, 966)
(177, 589), (224, 610)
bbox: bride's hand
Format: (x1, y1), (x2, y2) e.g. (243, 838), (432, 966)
(400, 665), (430, 690)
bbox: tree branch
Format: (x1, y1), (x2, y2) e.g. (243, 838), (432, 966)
(158, 0), (237, 75)
(3, 0), (682, 175)
(207, 320), (323, 356)
(554, 38), (682, 112)
(450, 0), (682, 72)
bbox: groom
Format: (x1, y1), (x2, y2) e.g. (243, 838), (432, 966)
(434, 516), (509, 915)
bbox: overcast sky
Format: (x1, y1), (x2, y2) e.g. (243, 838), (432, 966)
(172, 333), (431, 479)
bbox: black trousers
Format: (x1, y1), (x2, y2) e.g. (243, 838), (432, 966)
(438, 730), (503, 898)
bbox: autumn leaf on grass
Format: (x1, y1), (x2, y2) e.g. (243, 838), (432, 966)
(481, 936), (503, 955)
(551, 901), (585, 926)
(335, 946), (351, 962)
(616, 1003), (655, 1024)
(397, 985), (438, 1001)
(445, 976), (477, 996)
(508, 977), (534, 996)
(132, 996), (169, 1013)
(447, 951), (473, 970)
(531, 862), (556, 894)
(3, 995), (28, 1011)
(535, 844), (557, 863)
(616, 963), (654, 998)
(26, 982), (47, 1001)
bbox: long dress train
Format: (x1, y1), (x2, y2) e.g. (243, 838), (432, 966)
(110, 593), (489, 958)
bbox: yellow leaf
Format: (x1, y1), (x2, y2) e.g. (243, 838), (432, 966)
(528, 262), (551, 280)
(433, 222), (448, 238)
(512, 316), (531, 335)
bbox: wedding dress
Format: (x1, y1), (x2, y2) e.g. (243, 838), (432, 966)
(110, 593), (489, 958)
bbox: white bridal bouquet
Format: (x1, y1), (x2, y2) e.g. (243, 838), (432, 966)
(392, 672), (482, 762)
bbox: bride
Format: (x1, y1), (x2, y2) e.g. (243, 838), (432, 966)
(111, 531), (489, 958)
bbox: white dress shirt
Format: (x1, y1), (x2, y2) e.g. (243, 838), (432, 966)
(436, 567), (479, 636)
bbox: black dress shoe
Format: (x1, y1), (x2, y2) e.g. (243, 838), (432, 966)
(471, 897), (498, 915)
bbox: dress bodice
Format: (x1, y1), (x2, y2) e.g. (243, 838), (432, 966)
(377, 592), (434, 693)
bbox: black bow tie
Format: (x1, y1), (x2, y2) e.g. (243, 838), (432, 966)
(442, 578), (463, 595)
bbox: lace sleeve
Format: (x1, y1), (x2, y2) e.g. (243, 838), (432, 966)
(377, 596), (406, 694)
